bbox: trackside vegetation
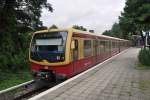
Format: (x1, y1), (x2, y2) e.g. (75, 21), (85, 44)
(0, 70), (32, 90)
(0, 33), (32, 91)
(0, 0), (53, 90)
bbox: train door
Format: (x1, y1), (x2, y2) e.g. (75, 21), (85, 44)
(72, 39), (79, 75)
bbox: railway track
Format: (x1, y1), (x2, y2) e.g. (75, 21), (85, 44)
(0, 80), (57, 100)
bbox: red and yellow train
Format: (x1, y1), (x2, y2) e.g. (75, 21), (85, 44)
(29, 28), (130, 83)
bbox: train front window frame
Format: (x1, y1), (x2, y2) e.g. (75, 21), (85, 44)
(30, 31), (68, 62)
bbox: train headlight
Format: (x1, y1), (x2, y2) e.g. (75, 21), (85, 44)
(45, 74), (48, 78)
(44, 66), (49, 70)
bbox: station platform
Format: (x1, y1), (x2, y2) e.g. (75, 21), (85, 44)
(30, 48), (150, 100)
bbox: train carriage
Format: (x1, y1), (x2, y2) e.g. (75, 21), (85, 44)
(29, 28), (130, 83)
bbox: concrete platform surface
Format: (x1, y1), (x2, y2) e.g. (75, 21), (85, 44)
(30, 48), (150, 100)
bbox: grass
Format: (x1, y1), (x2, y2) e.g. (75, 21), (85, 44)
(126, 91), (132, 96)
(135, 63), (150, 91)
(138, 80), (150, 91)
(135, 62), (150, 70)
(112, 83), (117, 88)
(0, 70), (32, 91)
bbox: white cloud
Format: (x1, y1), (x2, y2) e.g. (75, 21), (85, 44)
(40, 0), (125, 34)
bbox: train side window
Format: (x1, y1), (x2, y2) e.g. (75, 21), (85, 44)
(93, 40), (97, 56)
(109, 41), (111, 50)
(112, 41), (114, 48)
(73, 40), (78, 60)
(115, 41), (117, 48)
(99, 40), (102, 54)
(84, 40), (92, 57)
(96, 40), (100, 55)
(74, 40), (78, 50)
(116, 41), (117, 48)
(105, 40), (108, 52)
(100, 40), (105, 52)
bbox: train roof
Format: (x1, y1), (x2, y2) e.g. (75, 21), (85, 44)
(72, 28), (128, 41)
(34, 28), (129, 41)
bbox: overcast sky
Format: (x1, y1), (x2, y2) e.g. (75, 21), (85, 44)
(41, 0), (126, 34)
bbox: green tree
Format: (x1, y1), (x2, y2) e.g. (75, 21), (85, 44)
(36, 26), (48, 31)
(72, 25), (87, 31)
(89, 30), (94, 33)
(0, 0), (53, 72)
(0, 0), (53, 33)
(49, 24), (58, 29)
(102, 30), (112, 36)
(102, 23), (123, 38)
(111, 23), (123, 38)
(119, 0), (150, 47)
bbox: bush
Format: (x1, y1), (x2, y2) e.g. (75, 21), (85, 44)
(138, 48), (150, 66)
(10, 51), (29, 71)
(0, 32), (31, 72)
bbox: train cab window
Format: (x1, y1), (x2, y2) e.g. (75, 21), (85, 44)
(84, 40), (92, 57)
(30, 31), (68, 62)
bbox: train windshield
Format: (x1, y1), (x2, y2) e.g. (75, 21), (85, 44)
(30, 31), (68, 62)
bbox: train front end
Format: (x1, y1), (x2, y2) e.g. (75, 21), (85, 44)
(29, 29), (72, 83)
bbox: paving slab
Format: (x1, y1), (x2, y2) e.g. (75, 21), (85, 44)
(29, 48), (150, 100)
